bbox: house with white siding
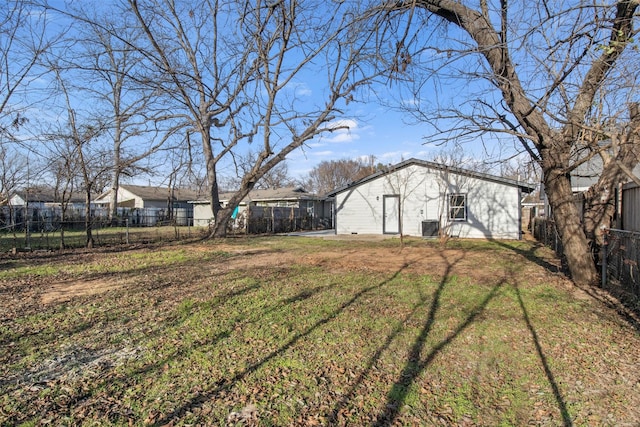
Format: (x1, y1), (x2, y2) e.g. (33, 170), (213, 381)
(6, 188), (88, 209)
(327, 158), (534, 239)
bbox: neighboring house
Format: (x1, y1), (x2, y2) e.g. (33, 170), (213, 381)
(94, 184), (203, 226)
(327, 158), (534, 239)
(565, 151), (640, 230)
(1, 187), (98, 231)
(521, 192), (545, 231)
(190, 187), (330, 229)
(570, 152), (640, 193)
(6, 188), (88, 210)
(621, 182), (640, 232)
(95, 184), (201, 210)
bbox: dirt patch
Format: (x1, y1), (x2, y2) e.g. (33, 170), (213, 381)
(30, 238), (568, 305)
(41, 278), (124, 304)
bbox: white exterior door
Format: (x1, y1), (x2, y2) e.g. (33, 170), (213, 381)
(383, 195), (400, 234)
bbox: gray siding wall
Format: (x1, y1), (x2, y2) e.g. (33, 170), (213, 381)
(622, 183), (640, 232)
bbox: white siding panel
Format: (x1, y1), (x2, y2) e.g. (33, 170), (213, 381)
(117, 188), (143, 208)
(335, 178), (386, 234)
(335, 163), (523, 239)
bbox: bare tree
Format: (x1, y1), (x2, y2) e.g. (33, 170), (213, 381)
(0, 1), (62, 139)
(125, 0), (259, 235)
(304, 157), (380, 195)
(231, 150), (294, 190)
(48, 65), (111, 248)
(379, 0), (640, 285)
(209, 0), (390, 237)
(46, 138), (80, 249)
(124, 0), (384, 237)
(0, 146), (28, 203)
(0, 146), (29, 244)
(47, 4), (181, 223)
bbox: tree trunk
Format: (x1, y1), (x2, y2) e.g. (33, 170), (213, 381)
(582, 161), (621, 247)
(542, 158), (598, 286)
(409, 0), (618, 286)
(211, 206), (232, 238)
(59, 206), (66, 250)
(210, 180), (256, 238)
(207, 156), (222, 233)
(109, 170), (121, 225)
(583, 103), (640, 246)
(85, 190), (94, 249)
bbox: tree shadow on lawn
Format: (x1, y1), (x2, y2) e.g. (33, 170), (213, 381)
(2, 245), (342, 425)
(490, 236), (566, 276)
(513, 282), (573, 427)
(0, 281), (263, 399)
(151, 261), (416, 426)
(3, 240), (576, 426)
(366, 246), (573, 427)
(131, 280), (342, 381)
(327, 248), (467, 424)
(145, 239), (573, 426)
(492, 237), (640, 333)
(369, 247), (505, 426)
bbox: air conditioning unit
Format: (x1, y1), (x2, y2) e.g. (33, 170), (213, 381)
(422, 220), (439, 237)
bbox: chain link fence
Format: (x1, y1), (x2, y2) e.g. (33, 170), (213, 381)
(0, 206), (204, 251)
(1, 204), (332, 250)
(533, 217), (640, 309)
(602, 229), (640, 305)
(0, 221), (206, 252)
(532, 217), (564, 257)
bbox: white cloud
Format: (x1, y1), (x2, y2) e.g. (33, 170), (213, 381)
(311, 150), (334, 157)
(378, 150), (413, 163)
(286, 81), (312, 97)
(316, 119), (360, 144)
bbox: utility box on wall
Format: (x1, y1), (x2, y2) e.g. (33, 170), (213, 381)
(422, 220), (439, 237)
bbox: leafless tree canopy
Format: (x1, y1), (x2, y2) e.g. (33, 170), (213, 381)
(0, 0), (62, 141)
(2, 1), (387, 241)
(3, 0), (636, 282)
(374, 0), (639, 285)
(304, 157), (381, 195)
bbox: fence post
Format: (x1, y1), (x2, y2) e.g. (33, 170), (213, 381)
(601, 228), (608, 288)
(125, 219), (129, 245)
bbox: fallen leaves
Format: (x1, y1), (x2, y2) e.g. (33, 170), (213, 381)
(2, 238), (640, 426)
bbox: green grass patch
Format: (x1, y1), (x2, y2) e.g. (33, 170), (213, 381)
(1, 237), (638, 426)
(0, 226), (209, 252)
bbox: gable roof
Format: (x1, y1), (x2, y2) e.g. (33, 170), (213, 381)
(219, 186), (318, 202)
(571, 155), (640, 192)
(11, 187), (88, 204)
(119, 184), (203, 202)
(326, 158), (535, 196)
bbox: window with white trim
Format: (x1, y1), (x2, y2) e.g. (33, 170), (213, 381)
(448, 193), (467, 221)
